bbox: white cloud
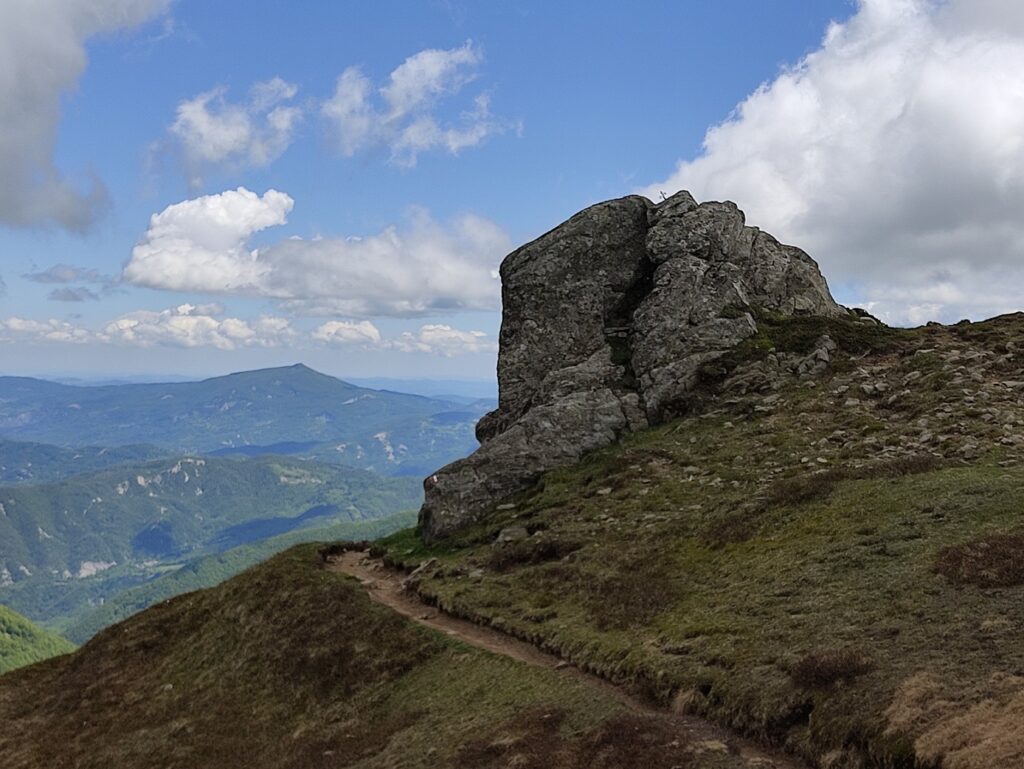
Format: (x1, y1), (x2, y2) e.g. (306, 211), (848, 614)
(123, 187), (293, 292)
(123, 188), (511, 317)
(322, 41), (508, 166)
(103, 304), (295, 350)
(311, 320), (382, 347)
(0, 307), (493, 356)
(388, 324), (496, 356)
(0, 317), (96, 344)
(381, 41), (481, 117)
(642, 0), (1024, 324)
(169, 77), (302, 186)
(0, 0), (170, 231)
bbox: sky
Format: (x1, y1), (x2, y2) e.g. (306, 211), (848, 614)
(2, 0), (1024, 382)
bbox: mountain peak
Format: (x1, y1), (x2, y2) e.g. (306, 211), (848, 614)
(420, 192), (850, 539)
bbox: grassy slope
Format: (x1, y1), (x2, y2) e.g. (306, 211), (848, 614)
(62, 511), (417, 643)
(0, 545), (749, 769)
(376, 313), (1024, 769)
(0, 604), (73, 675)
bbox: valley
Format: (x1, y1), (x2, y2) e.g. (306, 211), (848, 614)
(0, 365), (472, 649)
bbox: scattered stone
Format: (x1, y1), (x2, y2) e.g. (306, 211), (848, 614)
(402, 558), (439, 592)
(494, 526), (529, 545)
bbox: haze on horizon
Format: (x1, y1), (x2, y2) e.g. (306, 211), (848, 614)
(3, 0), (1024, 380)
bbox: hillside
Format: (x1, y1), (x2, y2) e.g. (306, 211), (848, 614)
(0, 455), (421, 629)
(0, 604), (73, 675)
(0, 364), (489, 476)
(0, 439), (166, 485)
(380, 311), (1024, 768)
(4, 192), (1023, 767)
(0, 545), (769, 769)
(62, 511), (416, 644)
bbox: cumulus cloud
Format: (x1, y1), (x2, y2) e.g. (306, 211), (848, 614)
(322, 41), (508, 166)
(0, 317), (96, 344)
(387, 324), (496, 356)
(103, 304), (295, 350)
(123, 187), (511, 317)
(0, 306), (492, 356)
(311, 320), (495, 355)
(0, 0), (170, 231)
(169, 77), (302, 186)
(311, 320), (382, 347)
(642, 0), (1024, 324)
(123, 187), (293, 292)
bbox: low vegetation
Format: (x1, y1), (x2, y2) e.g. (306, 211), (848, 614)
(61, 511), (416, 644)
(0, 545), (751, 769)
(0, 605), (73, 675)
(373, 314), (1024, 768)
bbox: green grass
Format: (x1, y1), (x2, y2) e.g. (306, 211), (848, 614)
(370, 314), (1024, 768)
(0, 605), (73, 675)
(0, 544), (751, 769)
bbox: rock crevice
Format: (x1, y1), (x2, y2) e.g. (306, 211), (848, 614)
(420, 191), (846, 540)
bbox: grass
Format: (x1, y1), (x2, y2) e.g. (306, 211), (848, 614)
(60, 510), (417, 644)
(934, 530), (1024, 588)
(0, 543), (763, 769)
(368, 313), (1024, 767)
(0, 605), (73, 675)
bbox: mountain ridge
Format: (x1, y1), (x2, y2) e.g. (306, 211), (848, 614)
(0, 363), (490, 475)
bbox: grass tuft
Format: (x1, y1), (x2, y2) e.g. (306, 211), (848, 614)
(934, 531), (1024, 587)
(790, 648), (874, 689)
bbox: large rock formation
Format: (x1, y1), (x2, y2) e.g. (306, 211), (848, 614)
(419, 191), (846, 540)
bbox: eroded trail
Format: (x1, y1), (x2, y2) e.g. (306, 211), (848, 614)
(329, 550), (810, 769)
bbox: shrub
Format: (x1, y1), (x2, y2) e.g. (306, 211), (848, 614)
(487, 537), (582, 572)
(766, 454), (944, 508)
(790, 648), (874, 689)
(934, 531), (1024, 588)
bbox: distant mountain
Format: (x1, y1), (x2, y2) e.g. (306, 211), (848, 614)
(0, 604), (73, 675)
(346, 376), (498, 400)
(0, 455), (421, 628)
(0, 439), (166, 485)
(62, 510), (415, 644)
(0, 364), (490, 475)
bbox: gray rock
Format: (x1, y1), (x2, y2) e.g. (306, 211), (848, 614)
(419, 191), (847, 540)
(494, 526), (529, 545)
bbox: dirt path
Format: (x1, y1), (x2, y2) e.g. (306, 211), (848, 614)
(329, 550), (810, 769)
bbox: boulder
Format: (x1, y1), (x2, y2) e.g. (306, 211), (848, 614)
(419, 191), (847, 540)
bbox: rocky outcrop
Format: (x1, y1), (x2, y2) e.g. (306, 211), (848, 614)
(419, 191), (847, 540)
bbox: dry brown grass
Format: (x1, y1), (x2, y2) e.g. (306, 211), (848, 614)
(454, 708), (710, 769)
(934, 531), (1024, 587)
(766, 454), (944, 507)
(886, 672), (1024, 769)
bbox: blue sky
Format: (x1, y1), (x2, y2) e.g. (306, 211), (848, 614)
(4, 0), (1024, 382)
